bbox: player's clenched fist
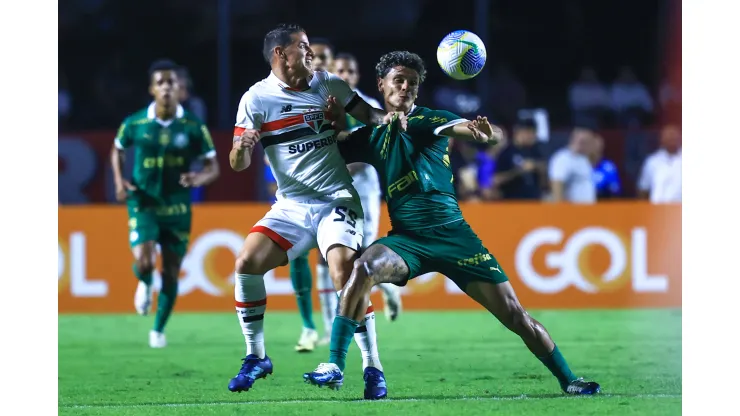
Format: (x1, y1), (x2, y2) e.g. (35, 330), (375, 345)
(233, 129), (260, 151)
(383, 111), (408, 131)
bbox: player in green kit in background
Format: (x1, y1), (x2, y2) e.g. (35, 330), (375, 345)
(304, 51), (600, 397)
(111, 59), (220, 348)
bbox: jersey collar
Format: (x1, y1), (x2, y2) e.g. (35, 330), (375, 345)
(267, 71), (313, 91)
(147, 102), (184, 127)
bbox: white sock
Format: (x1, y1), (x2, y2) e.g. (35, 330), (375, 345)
(234, 273), (266, 359)
(353, 300), (383, 371)
(378, 282), (398, 298)
(316, 264), (336, 335)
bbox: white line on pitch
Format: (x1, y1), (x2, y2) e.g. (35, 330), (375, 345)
(63, 394), (682, 409)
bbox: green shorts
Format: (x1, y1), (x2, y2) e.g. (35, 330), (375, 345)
(127, 202), (192, 258)
(373, 219), (509, 290)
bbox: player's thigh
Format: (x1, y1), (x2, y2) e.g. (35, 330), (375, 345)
(358, 242), (411, 286)
(370, 232), (430, 286)
(360, 196), (381, 248)
(128, 208), (158, 269)
(317, 197), (365, 287)
(158, 214), (191, 277)
(240, 202), (316, 274)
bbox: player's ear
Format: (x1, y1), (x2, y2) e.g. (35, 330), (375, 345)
(376, 77), (383, 93)
(274, 46), (286, 61)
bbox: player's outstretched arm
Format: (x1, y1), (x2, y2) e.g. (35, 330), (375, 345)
(229, 129), (259, 171)
(440, 116), (503, 145)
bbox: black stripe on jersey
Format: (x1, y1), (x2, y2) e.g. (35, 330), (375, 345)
(345, 94), (361, 113)
(261, 124), (334, 149)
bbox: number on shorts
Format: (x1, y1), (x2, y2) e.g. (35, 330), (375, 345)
(333, 205), (357, 228)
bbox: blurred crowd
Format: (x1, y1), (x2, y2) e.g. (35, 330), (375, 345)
(449, 121), (681, 204)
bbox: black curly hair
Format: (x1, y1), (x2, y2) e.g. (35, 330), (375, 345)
(375, 51), (426, 83)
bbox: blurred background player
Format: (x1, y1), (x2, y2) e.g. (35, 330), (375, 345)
(110, 59), (220, 348)
(333, 51), (403, 323)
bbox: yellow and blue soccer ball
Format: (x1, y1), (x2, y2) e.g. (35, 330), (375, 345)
(436, 30), (487, 80)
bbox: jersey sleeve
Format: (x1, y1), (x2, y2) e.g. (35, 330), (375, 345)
(234, 89), (264, 138)
(337, 126), (372, 164)
(418, 109), (469, 137)
(195, 122), (217, 159)
(113, 119), (133, 149)
(322, 72), (358, 109)
(548, 151), (570, 182)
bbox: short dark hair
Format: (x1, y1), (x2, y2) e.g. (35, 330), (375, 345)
(148, 59), (179, 81)
(335, 52), (357, 63)
(514, 118), (537, 130)
(263, 23), (305, 64)
(375, 51), (426, 83)
(310, 37), (334, 53)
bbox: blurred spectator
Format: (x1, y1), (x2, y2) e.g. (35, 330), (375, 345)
(568, 67), (611, 128)
(489, 65), (527, 126)
(59, 72), (72, 130)
(590, 134), (622, 199)
(610, 66), (654, 128)
(493, 119), (546, 200)
(659, 78), (681, 124)
(476, 127), (508, 200)
(91, 52), (138, 127)
(449, 139), (480, 201)
(637, 124), (682, 204)
(548, 127), (597, 204)
(177, 67), (208, 123)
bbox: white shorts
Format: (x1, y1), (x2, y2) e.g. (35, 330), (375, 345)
(252, 189), (365, 261)
(360, 195), (381, 248)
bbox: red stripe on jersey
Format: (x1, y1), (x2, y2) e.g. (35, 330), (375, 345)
(235, 299), (267, 308)
(260, 115), (305, 133)
(251, 225), (293, 251)
(366, 305), (374, 314)
(233, 126), (245, 136)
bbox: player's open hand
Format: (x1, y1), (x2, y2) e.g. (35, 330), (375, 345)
(179, 172), (202, 188)
(233, 128), (260, 152)
(467, 116), (500, 144)
(383, 111), (408, 132)
(326, 95), (347, 130)
(115, 180), (136, 202)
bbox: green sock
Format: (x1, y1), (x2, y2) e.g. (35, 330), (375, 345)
(290, 257), (316, 330)
(537, 345), (577, 390)
(153, 276), (178, 333)
(329, 316), (359, 372)
(133, 263), (152, 285)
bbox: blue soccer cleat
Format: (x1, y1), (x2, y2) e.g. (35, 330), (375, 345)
(363, 366), (388, 400)
(228, 354), (273, 392)
(303, 363), (344, 390)
(564, 377), (601, 395)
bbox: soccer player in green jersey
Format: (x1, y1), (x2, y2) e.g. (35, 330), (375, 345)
(304, 51), (600, 397)
(110, 59), (220, 348)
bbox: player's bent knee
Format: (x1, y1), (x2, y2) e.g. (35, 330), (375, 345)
(235, 252), (267, 275)
(135, 258), (155, 276)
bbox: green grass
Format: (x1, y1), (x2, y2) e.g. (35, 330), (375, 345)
(59, 310), (681, 415)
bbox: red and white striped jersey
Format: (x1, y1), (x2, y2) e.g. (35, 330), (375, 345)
(234, 70), (359, 200)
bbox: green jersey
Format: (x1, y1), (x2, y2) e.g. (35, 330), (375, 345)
(114, 104), (216, 208)
(338, 106), (468, 230)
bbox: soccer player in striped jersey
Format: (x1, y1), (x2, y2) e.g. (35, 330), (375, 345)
(227, 24), (404, 399)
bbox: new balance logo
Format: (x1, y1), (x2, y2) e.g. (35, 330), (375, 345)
(280, 104), (292, 113)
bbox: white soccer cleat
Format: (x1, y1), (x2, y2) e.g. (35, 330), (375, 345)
(149, 330), (167, 348)
(381, 284), (403, 322)
(295, 327), (320, 353)
(134, 281), (153, 316)
(317, 332), (331, 346)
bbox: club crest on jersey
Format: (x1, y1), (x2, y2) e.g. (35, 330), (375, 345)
(303, 110), (325, 133)
(174, 133), (189, 148)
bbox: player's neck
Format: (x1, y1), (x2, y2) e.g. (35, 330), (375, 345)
(155, 104), (177, 121)
(274, 67), (309, 90)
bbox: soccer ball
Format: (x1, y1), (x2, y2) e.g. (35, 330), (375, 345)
(436, 30), (487, 80)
